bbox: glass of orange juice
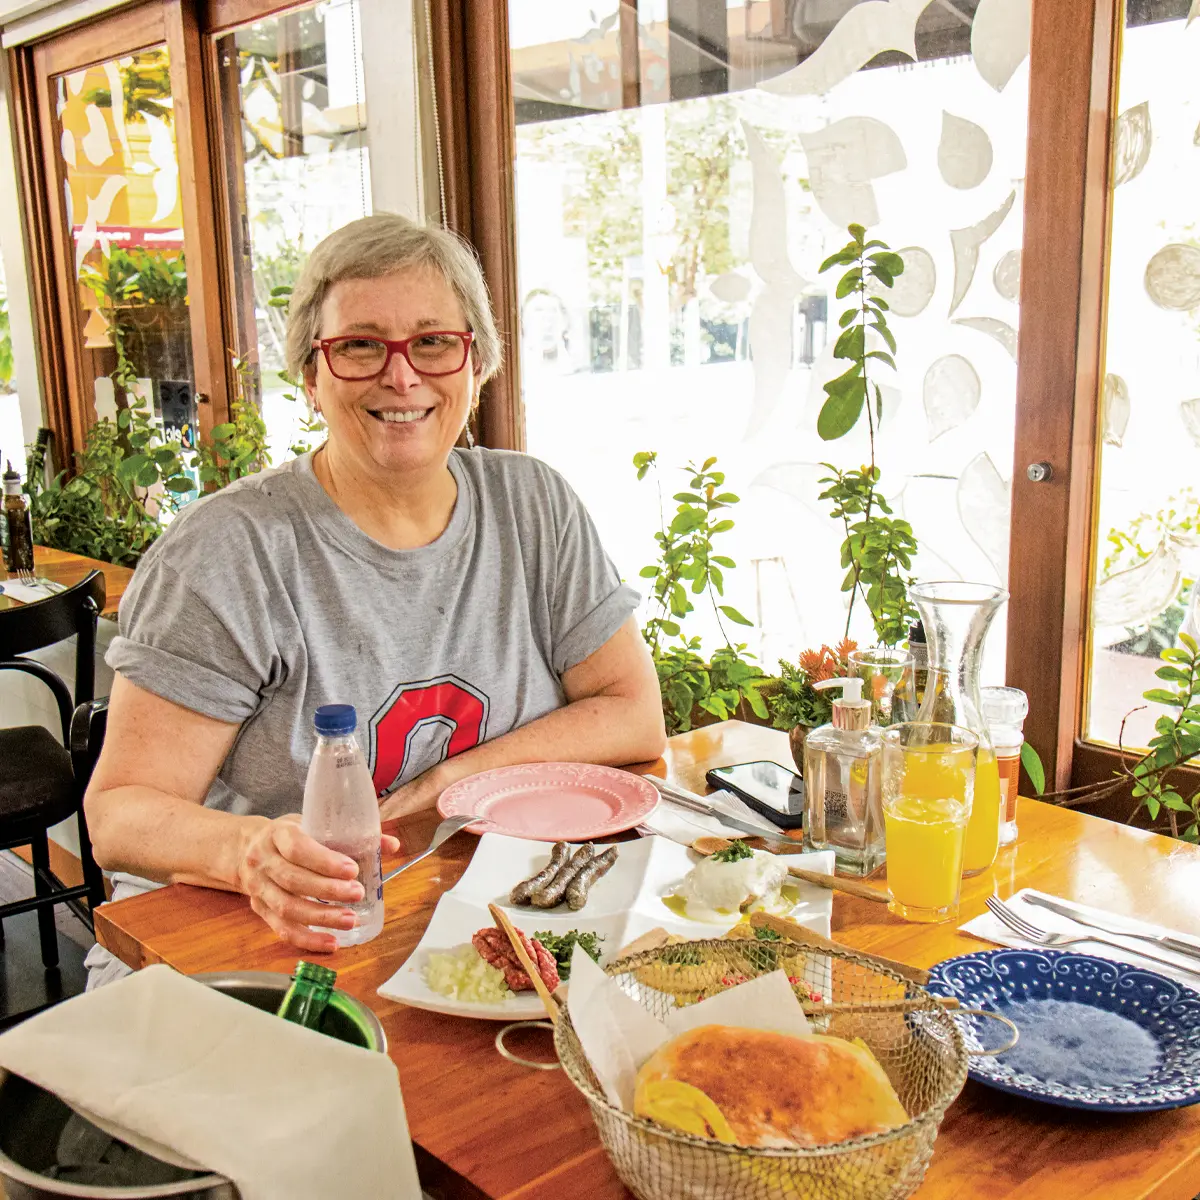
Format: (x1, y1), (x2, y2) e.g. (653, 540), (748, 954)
(881, 723), (978, 922)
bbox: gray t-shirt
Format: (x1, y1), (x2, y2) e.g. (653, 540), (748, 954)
(107, 448), (639, 818)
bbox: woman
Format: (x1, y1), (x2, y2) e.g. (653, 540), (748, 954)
(84, 213), (665, 966)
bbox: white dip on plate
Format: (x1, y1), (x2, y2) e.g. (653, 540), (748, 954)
(675, 849), (789, 922)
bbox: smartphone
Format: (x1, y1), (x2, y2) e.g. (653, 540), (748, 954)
(705, 760), (805, 830)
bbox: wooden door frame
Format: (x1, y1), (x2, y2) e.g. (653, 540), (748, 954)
(17, 0), (233, 467)
(1001, 0), (1121, 794)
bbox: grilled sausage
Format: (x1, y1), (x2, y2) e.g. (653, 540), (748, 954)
(509, 841), (570, 905)
(530, 843), (595, 908)
(565, 845), (619, 911)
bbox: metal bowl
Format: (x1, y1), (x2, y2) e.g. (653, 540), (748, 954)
(0, 971), (386, 1198)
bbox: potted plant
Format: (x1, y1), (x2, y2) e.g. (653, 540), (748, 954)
(768, 639), (858, 773)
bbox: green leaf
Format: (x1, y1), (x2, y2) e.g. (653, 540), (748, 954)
(1020, 742), (1046, 795)
(701, 456), (717, 471)
(1147, 795), (1161, 819)
(711, 519), (734, 533)
(871, 251), (905, 276)
(712, 555), (735, 568)
(1155, 666), (1191, 683)
(870, 320), (898, 354)
(719, 605), (753, 626)
(115, 453), (150, 482)
(673, 492), (702, 503)
(116, 408), (131, 430)
(163, 477), (196, 493)
(210, 423), (236, 440)
(136, 464), (159, 489)
(715, 492), (740, 503)
(833, 324), (865, 360)
(838, 307), (857, 328)
(1142, 688), (1181, 707)
(818, 378), (866, 440)
(835, 269), (862, 299)
(865, 350), (896, 369)
(638, 565), (659, 578)
(660, 620), (681, 637)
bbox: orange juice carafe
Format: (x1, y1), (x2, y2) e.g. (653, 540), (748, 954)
(909, 581), (1009, 877)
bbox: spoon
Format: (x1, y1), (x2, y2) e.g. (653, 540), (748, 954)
(690, 835), (890, 905)
(381, 814), (478, 884)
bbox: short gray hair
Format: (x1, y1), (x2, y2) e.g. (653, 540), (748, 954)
(285, 213), (502, 383)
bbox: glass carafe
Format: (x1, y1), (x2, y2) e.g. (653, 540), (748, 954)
(910, 581), (1009, 876)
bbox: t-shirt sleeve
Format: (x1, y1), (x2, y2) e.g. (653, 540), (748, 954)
(106, 516), (281, 724)
(544, 469), (641, 675)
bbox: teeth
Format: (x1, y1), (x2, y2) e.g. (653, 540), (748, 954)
(375, 409), (429, 424)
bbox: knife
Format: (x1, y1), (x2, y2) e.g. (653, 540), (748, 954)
(648, 780), (798, 850)
(1024, 893), (1200, 964)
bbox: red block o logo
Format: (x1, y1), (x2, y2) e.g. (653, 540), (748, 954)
(368, 674), (489, 795)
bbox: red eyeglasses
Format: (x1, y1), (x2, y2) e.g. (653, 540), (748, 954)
(312, 331), (475, 380)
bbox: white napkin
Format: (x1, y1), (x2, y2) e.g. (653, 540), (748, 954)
(640, 785), (798, 846)
(960, 888), (1200, 989)
(0, 577), (66, 602)
(0, 965), (422, 1199)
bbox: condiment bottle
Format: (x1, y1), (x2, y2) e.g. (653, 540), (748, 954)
(3, 460), (34, 574)
(276, 960), (337, 1030)
(981, 686), (1029, 847)
(906, 620), (928, 709)
(803, 677), (884, 877)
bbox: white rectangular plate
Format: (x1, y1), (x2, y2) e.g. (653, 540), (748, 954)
(377, 832), (834, 1020)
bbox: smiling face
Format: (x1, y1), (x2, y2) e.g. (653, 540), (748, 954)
(307, 267), (477, 480)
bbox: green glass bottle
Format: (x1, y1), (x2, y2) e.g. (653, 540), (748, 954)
(276, 961), (338, 1031)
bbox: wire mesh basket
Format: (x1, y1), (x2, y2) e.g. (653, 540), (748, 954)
(554, 937), (968, 1200)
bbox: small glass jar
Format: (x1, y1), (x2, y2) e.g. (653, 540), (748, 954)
(981, 686), (1029, 847)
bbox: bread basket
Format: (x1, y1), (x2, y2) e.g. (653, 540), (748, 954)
(554, 938), (969, 1200)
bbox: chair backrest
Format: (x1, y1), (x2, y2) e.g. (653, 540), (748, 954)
(0, 570), (106, 709)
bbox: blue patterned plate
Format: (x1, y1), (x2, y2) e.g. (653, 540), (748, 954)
(925, 948), (1200, 1112)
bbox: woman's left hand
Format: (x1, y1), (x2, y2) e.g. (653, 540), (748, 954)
(378, 768), (445, 823)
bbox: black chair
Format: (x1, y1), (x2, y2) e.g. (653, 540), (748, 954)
(0, 571), (107, 970)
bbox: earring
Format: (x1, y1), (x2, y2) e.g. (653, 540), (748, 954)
(465, 424), (476, 449)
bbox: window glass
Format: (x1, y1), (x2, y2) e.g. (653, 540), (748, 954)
(1085, 0), (1200, 749)
(0, 262), (23, 470)
(216, 0), (370, 461)
(511, 0), (1029, 679)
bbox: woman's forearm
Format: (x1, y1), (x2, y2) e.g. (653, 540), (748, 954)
(381, 691), (666, 818)
(86, 785), (266, 892)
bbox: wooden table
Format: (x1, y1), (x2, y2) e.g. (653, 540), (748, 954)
(95, 721), (1200, 1200)
(0, 545), (131, 617)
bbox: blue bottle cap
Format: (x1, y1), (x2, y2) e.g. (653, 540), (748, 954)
(313, 704), (357, 736)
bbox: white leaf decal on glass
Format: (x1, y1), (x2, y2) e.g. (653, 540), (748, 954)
(757, 0), (937, 96)
(1144, 244), (1200, 310)
(799, 117), (907, 228)
(710, 272), (751, 303)
(102, 60), (131, 162)
(142, 112), (179, 223)
(868, 245), (935, 317)
(1195, 119), (1200, 147)
(750, 462), (837, 522)
(743, 122), (809, 438)
(1113, 102), (1151, 187)
(1094, 543), (1182, 629)
(938, 112), (993, 190)
(924, 354), (982, 440)
(1182, 397), (1200, 447)
(993, 249), (1021, 302)
(952, 316), (1018, 360)
(1190, 0), (1200, 24)
(972, 0), (1032, 91)
(74, 175), (127, 278)
(949, 190), (1015, 314)
(81, 104), (114, 167)
(957, 452), (1012, 584)
(60, 129), (76, 169)
(1103, 373), (1130, 447)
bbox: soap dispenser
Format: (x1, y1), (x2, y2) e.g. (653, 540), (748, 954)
(803, 677), (884, 876)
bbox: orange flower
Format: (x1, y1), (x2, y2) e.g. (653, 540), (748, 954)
(797, 638), (858, 683)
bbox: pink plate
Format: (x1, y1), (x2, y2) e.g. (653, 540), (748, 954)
(436, 762), (659, 840)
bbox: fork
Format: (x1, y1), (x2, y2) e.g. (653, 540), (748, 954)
(381, 814), (478, 885)
(985, 895), (1200, 977)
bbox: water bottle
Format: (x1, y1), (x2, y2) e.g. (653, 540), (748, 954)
(302, 704), (384, 947)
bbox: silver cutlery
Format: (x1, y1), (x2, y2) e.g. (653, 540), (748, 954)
(1023, 893), (1200, 964)
(985, 895), (1200, 976)
(381, 814), (478, 885)
(646, 777), (796, 849)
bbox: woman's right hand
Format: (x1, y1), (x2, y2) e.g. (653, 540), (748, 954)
(237, 814), (372, 953)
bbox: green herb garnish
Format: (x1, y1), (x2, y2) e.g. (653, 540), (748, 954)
(710, 839), (754, 863)
(533, 930), (605, 979)
(753, 926), (782, 942)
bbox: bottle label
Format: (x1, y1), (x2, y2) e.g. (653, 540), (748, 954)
(997, 753), (1020, 823)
